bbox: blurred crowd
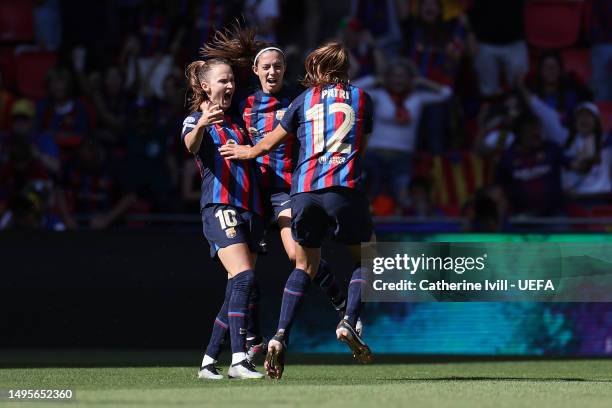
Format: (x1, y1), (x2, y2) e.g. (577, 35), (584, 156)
(0, 0), (610, 231)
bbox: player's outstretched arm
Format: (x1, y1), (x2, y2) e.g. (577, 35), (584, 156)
(219, 124), (289, 160)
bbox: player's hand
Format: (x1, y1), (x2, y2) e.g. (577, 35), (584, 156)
(198, 101), (224, 127)
(218, 143), (255, 160)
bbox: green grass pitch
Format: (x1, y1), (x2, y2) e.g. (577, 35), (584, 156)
(1, 359), (611, 408)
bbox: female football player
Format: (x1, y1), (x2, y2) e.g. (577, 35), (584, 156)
(199, 27), (355, 368)
(183, 58), (264, 380)
(220, 42), (375, 379)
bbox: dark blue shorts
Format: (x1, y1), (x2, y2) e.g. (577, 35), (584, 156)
(291, 187), (373, 248)
(202, 204), (265, 258)
(269, 188), (292, 220)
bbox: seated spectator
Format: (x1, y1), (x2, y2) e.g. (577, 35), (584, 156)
(155, 69), (185, 131)
(0, 139), (50, 213)
(156, 70), (186, 193)
(529, 50), (591, 125)
(467, 0), (528, 96)
(0, 184), (65, 231)
(496, 114), (566, 216)
(340, 18), (385, 80)
(0, 70), (15, 132)
(60, 141), (136, 229)
(351, 0), (402, 54)
(562, 103), (612, 201)
(87, 65), (134, 149)
(4, 99), (60, 174)
(188, 0), (233, 55)
(355, 60), (452, 210)
(402, 176), (445, 217)
(476, 89), (529, 157)
(245, 0), (280, 43)
(34, 0), (62, 52)
(181, 157), (201, 212)
(590, 0), (612, 101)
(121, 1), (185, 100)
(464, 185), (509, 232)
(36, 68), (90, 148)
(402, 0), (468, 152)
(122, 101), (173, 211)
(478, 82), (573, 158)
(401, 0), (468, 87)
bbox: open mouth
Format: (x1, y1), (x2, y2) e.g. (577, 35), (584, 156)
(266, 77), (279, 86)
(222, 91), (233, 105)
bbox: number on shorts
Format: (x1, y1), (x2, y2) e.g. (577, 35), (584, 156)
(215, 208), (238, 230)
(305, 103), (355, 154)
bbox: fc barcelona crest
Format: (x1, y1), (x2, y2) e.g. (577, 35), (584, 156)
(225, 227), (237, 238)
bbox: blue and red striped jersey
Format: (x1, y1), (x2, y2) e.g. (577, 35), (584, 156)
(240, 89), (296, 190)
(181, 113), (262, 215)
(280, 83), (373, 194)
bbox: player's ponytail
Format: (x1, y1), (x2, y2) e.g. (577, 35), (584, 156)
(185, 58), (231, 112)
(301, 42), (350, 88)
(186, 60), (209, 112)
(201, 23), (269, 68)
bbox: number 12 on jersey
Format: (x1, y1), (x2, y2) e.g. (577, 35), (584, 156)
(305, 103), (355, 155)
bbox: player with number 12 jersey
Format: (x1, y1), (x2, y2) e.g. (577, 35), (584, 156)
(219, 42), (375, 379)
(283, 81), (372, 194)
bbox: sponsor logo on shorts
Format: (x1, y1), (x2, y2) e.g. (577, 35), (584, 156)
(280, 200), (291, 206)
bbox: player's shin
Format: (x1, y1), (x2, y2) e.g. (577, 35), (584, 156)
(313, 258), (346, 312)
(246, 278), (262, 345)
(344, 263), (366, 327)
(203, 279), (233, 365)
(228, 269), (255, 364)
(277, 268), (311, 340)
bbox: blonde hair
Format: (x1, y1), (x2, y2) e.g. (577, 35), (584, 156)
(302, 42), (350, 88)
(185, 58), (231, 112)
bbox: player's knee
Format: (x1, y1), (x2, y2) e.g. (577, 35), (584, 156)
(232, 269), (255, 290)
(295, 256), (319, 279)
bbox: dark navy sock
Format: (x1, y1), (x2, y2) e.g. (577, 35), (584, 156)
(246, 277), (262, 345)
(228, 269), (255, 354)
(277, 268), (311, 339)
(345, 264), (365, 327)
(204, 279), (232, 360)
(313, 258), (345, 310)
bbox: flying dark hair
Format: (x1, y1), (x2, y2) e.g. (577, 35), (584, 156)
(200, 23), (284, 68)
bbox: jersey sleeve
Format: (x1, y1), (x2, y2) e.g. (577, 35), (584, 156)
(181, 112), (202, 141)
(363, 92), (374, 134)
(280, 92), (305, 133)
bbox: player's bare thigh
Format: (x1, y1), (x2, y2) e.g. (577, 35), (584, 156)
(217, 243), (257, 277)
(277, 208), (296, 263)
